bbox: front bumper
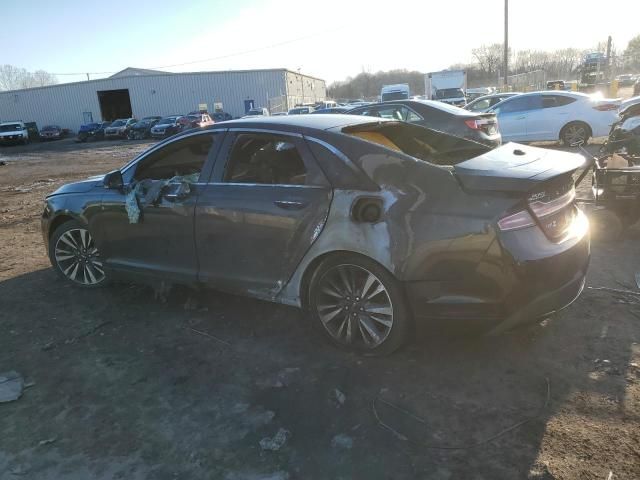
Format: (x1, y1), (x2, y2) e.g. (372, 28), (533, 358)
(0, 135), (26, 143)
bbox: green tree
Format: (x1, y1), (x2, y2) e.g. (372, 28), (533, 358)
(624, 35), (640, 70)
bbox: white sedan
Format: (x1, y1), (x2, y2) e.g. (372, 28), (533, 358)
(489, 91), (619, 145)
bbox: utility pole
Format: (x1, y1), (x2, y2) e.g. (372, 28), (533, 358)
(503, 0), (509, 88)
(86, 73), (90, 81)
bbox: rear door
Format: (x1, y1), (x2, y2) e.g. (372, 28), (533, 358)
(526, 94), (575, 141)
(195, 130), (332, 296)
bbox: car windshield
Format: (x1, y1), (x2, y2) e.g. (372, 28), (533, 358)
(158, 117), (178, 125)
(42, 125), (58, 131)
(247, 109), (263, 115)
(381, 91), (409, 102)
(0, 124), (22, 132)
(436, 88), (464, 99)
(110, 120), (126, 127)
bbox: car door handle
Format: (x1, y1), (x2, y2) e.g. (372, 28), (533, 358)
(274, 200), (307, 210)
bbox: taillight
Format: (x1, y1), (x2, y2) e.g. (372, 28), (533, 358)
(464, 119), (481, 130)
(593, 103), (618, 111)
(497, 210), (535, 231)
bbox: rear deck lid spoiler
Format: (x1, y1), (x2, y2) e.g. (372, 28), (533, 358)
(453, 143), (585, 193)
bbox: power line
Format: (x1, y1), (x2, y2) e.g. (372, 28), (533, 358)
(48, 26), (343, 77)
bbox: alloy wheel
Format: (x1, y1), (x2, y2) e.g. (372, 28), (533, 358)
(315, 264), (394, 348)
(54, 228), (105, 285)
(564, 124), (587, 146)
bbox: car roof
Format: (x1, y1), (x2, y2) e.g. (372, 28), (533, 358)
(353, 99), (473, 116)
(208, 113), (390, 132)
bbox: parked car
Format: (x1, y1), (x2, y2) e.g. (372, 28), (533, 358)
(104, 118), (137, 139)
(0, 121), (30, 145)
(271, 112), (288, 116)
(128, 116), (162, 140)
(39, 125), (68, 141)
(77, 122), (111, 142)
(311, 106), (354, 114)
(546, 80), (568, 90)
(212, 112), (233, 122)
(288, 106), (315, 115)
(186, 113), (214, 128)
(488, 91), (620, 145)
(41, 115), (590, 354)
(465, 93), (521, 113)
(150, 116), (191, 138)
(616, 74), (635, 87)
(242, 108), (270, 118)
(346, 99), (501, 147)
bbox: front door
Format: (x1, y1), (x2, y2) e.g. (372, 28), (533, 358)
(195, 131), (332, 297)
(494, 96), (531, 142)
(95, 132), (221, 281)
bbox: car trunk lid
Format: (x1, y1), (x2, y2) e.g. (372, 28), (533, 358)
(453, 143), (584, 193)
(454, 143), (585, 240)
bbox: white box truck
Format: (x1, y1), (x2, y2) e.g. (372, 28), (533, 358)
(425, 70), (467, 106)
(380, 84), (410, 102)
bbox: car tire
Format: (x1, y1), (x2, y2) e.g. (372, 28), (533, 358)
(49, 220), (108, 288)
(307, 254), (411, 355)
(561, 121), (591, 146)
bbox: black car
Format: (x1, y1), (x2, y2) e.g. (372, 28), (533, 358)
(128, 116), (162, 140)
(39, 125), (68, 141)
(150, 116), (191, 139)
(76, 122), (111, 142)
(346, 99), (501, 148)
(42, 115), (589, 354)
(311, 106), (353, 114)
(212, 112), (233, 122)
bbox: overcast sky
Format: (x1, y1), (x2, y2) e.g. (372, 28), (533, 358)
(2, 0), (638, 84)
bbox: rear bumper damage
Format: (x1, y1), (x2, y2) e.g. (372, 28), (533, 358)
(406, 215), (590, 333)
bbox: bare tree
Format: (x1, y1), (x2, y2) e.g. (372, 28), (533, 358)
(0, 64), (58, 91)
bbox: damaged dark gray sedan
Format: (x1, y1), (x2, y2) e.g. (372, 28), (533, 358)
(42, 115), (590, 354)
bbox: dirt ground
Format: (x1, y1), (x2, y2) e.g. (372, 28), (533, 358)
(0, 137), (639, 480)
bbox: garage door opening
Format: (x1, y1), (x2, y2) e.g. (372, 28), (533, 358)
(97, 89), (132, 121)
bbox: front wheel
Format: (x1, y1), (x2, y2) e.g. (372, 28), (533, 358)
(49, 220), (108, 287)
(307, 254), (411, 355)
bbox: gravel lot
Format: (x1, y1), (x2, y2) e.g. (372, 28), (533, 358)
(0, 137), (639, 480)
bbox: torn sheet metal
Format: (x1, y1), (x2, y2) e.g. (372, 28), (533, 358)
(124, 173), (199, 224)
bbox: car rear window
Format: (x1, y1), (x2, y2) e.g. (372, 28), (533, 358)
(342, 122), (489, 166)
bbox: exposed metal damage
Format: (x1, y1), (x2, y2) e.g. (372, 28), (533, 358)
(124, 173), (199, 223)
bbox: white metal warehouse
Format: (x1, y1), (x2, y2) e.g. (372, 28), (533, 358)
(0, 67), (326, 131)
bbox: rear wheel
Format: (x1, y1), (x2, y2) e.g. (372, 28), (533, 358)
(307, 254), (410, 355)
(49, 220), (108, 287)
(561, 121), (591, 146)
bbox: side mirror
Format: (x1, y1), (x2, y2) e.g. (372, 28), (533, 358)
(103, 170), (124, 190)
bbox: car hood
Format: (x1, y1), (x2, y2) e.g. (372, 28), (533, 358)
(47, 175), (103, 197)
(453, 143), (584, 193)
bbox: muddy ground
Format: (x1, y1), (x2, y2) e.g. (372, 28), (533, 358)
(0, 137), (639, 480)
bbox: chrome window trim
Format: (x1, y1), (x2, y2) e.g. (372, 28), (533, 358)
(227, 127), (304, 138)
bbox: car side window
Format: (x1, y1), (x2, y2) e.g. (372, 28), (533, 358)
(470, 99), (491, 111)
(224, 134), (307, 185)
(134, 133), (215, 181)
(543, 95), (576, 108)
(497, 96), (542, 113)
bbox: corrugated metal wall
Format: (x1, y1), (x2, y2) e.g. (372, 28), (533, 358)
(0, 69), (325, 131)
